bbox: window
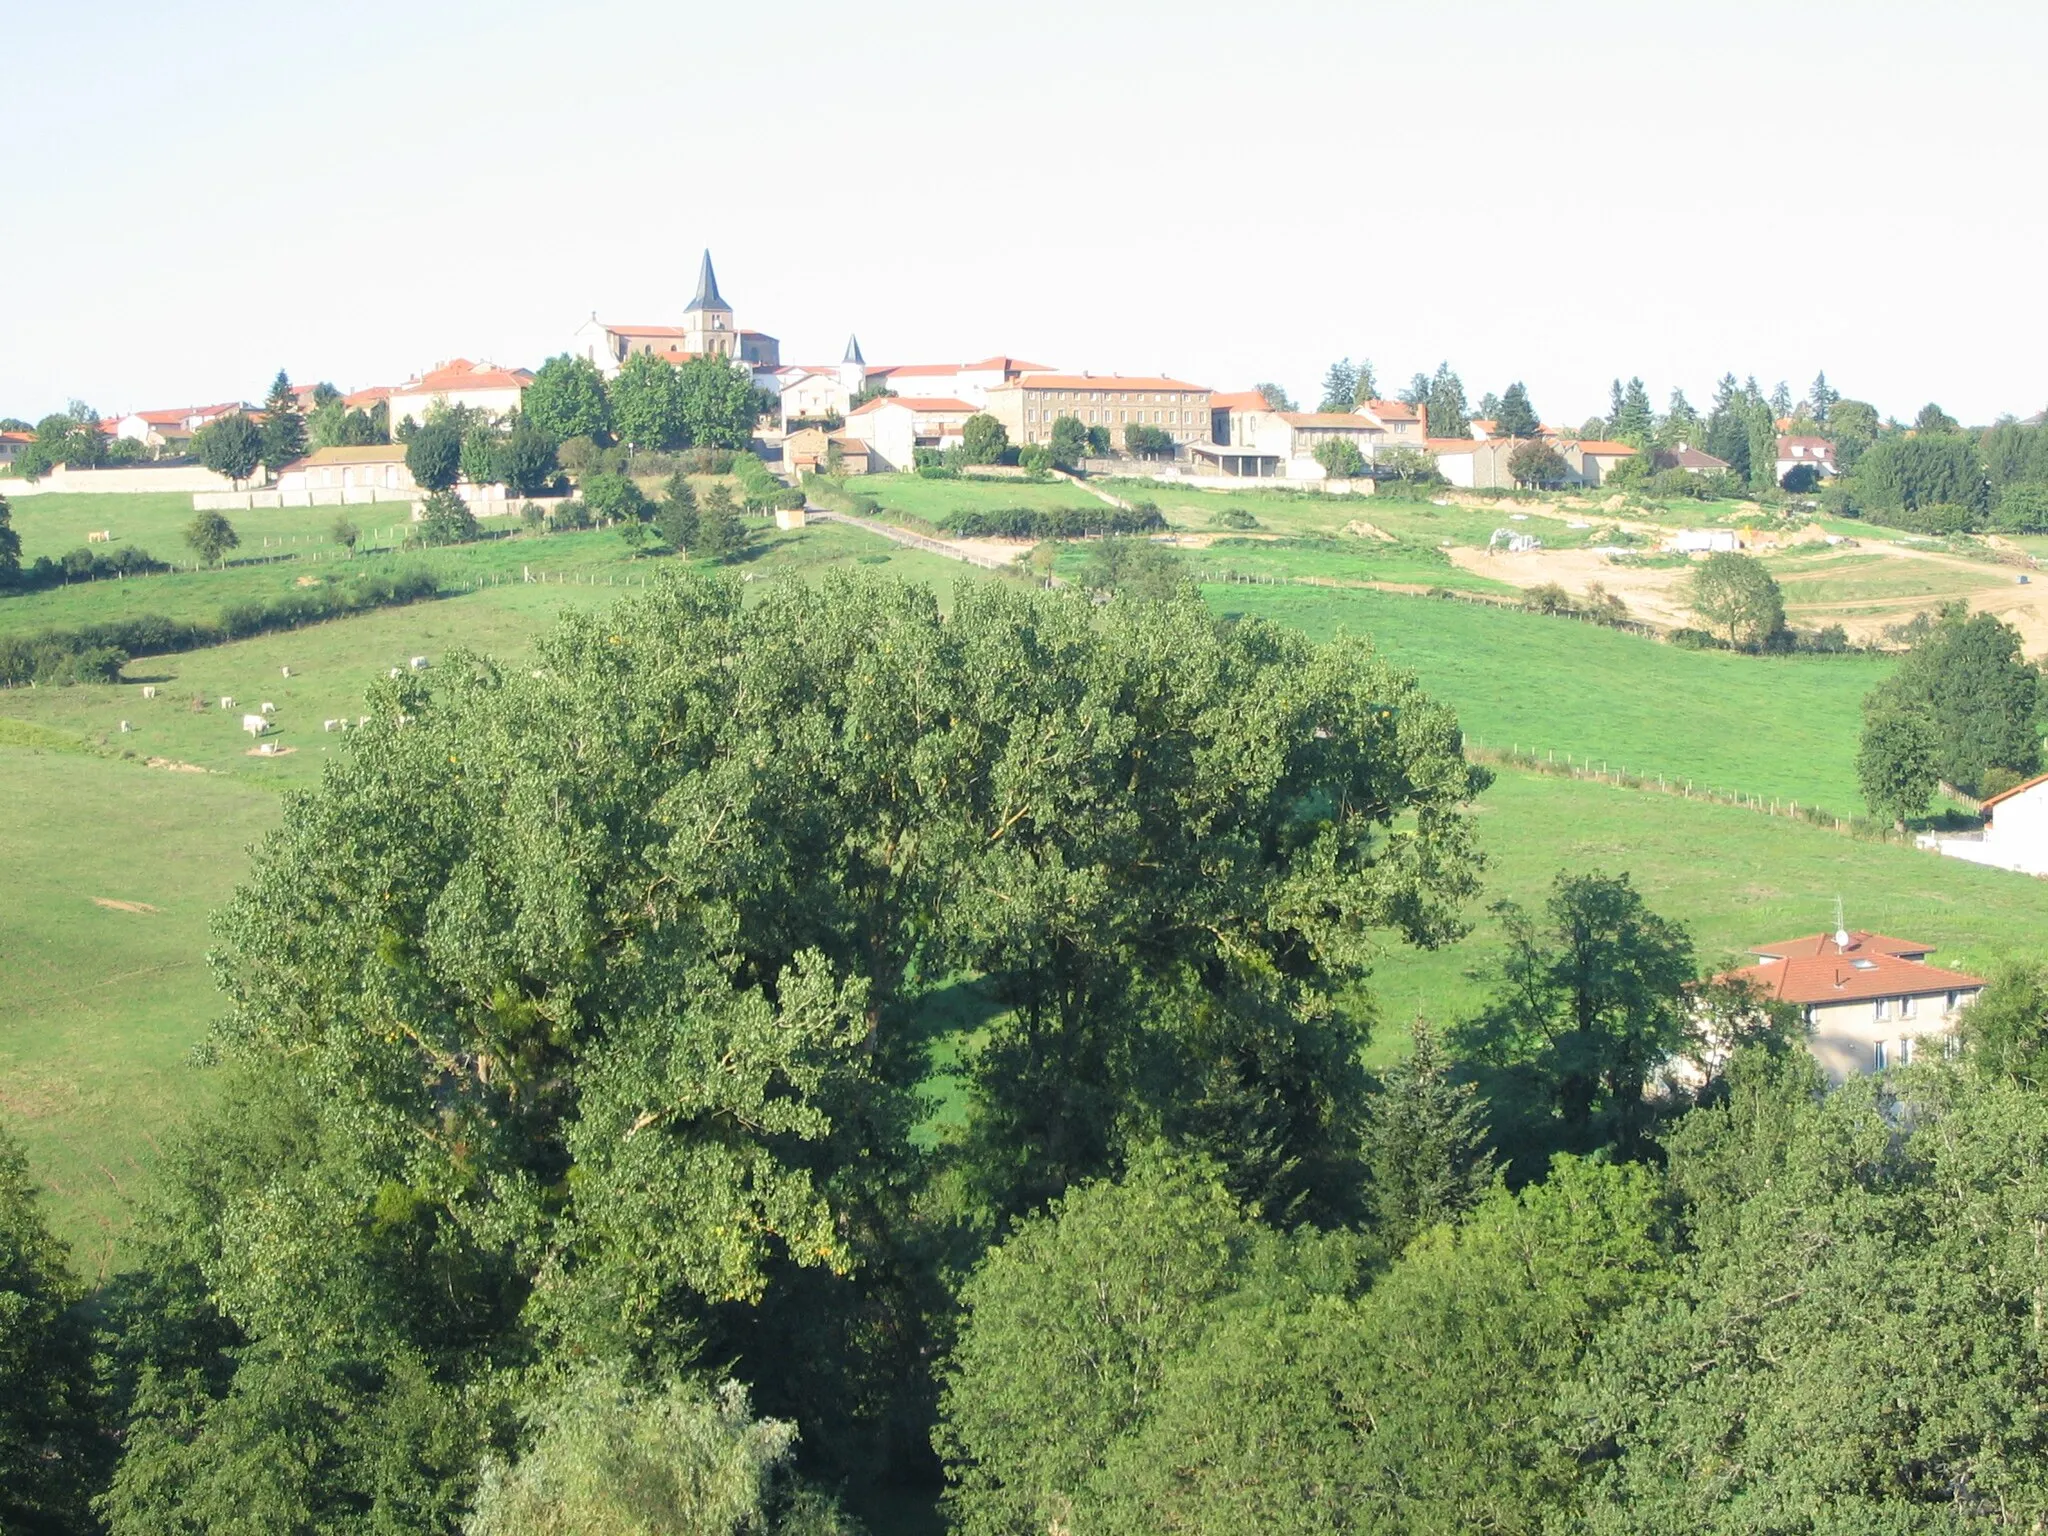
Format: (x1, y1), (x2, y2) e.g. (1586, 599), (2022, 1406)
(1118, 410), (1127, 424)
(1946, 990), (1959, 1011)
(1802, 1004), (1816, 1025)
(1902, 994), (1918, 1018)
(1873, 1039), (1889, 1071)
(1899, 1036), (1915, 1065)
(1875, 997), (1892, 1022)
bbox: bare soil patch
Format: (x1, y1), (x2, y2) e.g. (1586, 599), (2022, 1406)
(91, 898), (160, 914)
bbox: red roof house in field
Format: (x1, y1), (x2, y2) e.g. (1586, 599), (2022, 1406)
(1715, 928), (1984, 1083)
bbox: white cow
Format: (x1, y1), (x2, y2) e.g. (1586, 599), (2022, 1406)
(219, 696), (235, 709)
(260, 702), (276, 715)
(242, 714), (267, 736)
(281, 666), (292, 678)
(141, 685), (157, 699)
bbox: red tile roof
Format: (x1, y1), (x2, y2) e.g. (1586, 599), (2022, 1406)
(343, 386), (391, 408)
(1210, 390), (1273, 412)
(605, 324), (689, 338)
(869, 363), (963, 378)
(0, 430), (32, 444)
(849, 396), (976, 416)
(1002, 374), (1210, 393)
(1750, 931), (1932, 960)
(1721, 949), (1984, 1005)
(1281, 411), (1385, 429)
(962, 355), (1053, 372)
(1364, 399), (1421, 422)
(394, 361), (534, 394)
(1570, 440), (1639, 456)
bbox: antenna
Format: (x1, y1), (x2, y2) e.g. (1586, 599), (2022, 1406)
(1833, 895), (1850, 952)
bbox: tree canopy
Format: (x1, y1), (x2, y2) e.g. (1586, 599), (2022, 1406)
(192, 411), (264, 486)
(524, 354), (612, 443)
(1685, 551), (1785, 650)
(1866, 604), (2043, 796)
(611, 351), (686, 450)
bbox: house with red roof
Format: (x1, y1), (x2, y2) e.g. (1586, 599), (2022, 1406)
(1775, 435), (1837, 484)
(1558, 438), (1638, 486)
(385, 360), (534, 440)
(571, 250), (781, 382)
(110, 403), (247, 453)
(1921, 772), (2048, 877)
(834, 395), (978, 473)
(1715, 927), (1983, 1082)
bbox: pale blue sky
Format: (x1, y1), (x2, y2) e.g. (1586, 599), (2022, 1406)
(4, 0), (2042, 426)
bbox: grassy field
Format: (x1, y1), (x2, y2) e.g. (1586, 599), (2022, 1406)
(1366, 767), (2048, 1041)
(0, 740), (281, 1273)
(856, 473), (1103, 523)
(1207, 581), (1889, 810)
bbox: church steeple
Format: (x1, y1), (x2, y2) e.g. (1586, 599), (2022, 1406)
(684, 249), (729, 314)
(842, 333), (865, 365)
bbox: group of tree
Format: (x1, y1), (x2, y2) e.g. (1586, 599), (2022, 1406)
(1857, 602), (2045, 823)
(7, 401), (147, 479)
(1316, 357), (1379, 413)
(523, 351), (772, 455)
(1399, 362), (1472, 439)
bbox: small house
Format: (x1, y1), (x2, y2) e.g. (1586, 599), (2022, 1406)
(1922, 773), (2048, 877)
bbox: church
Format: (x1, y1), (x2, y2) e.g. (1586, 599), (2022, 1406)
(571, 251), (782, 376)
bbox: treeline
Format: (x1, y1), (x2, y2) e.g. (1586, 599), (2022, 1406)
(936, 503), (1165, 538)
(1829, 416), (2048, 534)
(0, 567), (441, 685)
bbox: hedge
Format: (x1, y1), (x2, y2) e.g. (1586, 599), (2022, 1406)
(936, 505), (1165, 539)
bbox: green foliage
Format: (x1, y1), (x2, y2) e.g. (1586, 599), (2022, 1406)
(1494, 381), (1539, 437)
(676, 356), (761, 450)
(1684, 550), (1784, 649)
(1508, 439), (1567, 487)
(1427, 361), (1470, 440)
(935, 504), (1164, 538)
(467, 1371), (856, 1536)
(1311, 436), (1367, 478)
(1319, 359), (1359, 413)
(1458, 871), (1697, 1162)
(191, 412), (264, 485)
(1571, 1054), (2048, 1531)
(1076, 535), (1186, 601)
(0, 1124), (102, 1535)
(1980, 420), (2048, 489)
(1046, 415), (1089, 471)
(691, 484), (750, 562)
(579, 472), (647, 525)
(611, 350), (687, 450)
(1960, 960), (2048, 1090)
(1747, 410), (1778, 494)
(1610, 377), (1654, 446)
(183, 509), (239, 567)
(1702, 408), (1751, 481)
(1255, 382), (1296, 411)
(1993, 482), (2048, 533)
(260, 369), (308, 474)
(330, 513), (358, 553)
(405, 423), (463, 492)
(1853, 431), (1988, 516)
(1015, 443), (1052, 474)
(524, 355), (611, 444)
(0, 493), (19, 583)
(1375, 445), (1442, 485)
(494, 419), (559, 498)
(1360, 1019), (1496, 1251)
(654, 473), (698, 552)
(1855, 703), (1938, 826)
(1915, 400), (1961, 434)
(460, 425), (498, 486)
(1122, 423), (1176, 460)
(418, 489), (482, 546)
(1869, 604), (2043, 795)
(960, 413), (1009, 465)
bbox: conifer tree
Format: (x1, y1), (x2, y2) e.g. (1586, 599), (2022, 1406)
(259, 369), (307, 474)
(1427, 362), (1471, 439)
(1362, 1020), (1496, 1250)
(1318, 359), (1359, 413)
(1808, 370), (1837, 425)
(1494, 382), (1539, 438)
(1612, 378), (1655, 446)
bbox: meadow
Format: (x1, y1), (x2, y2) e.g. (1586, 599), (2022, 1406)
(1207, 580), (1890, 809)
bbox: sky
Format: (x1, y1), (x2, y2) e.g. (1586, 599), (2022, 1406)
(4, 0), (2044, 428)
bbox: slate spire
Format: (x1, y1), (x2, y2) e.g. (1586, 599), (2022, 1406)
(684, 249), (729, 313)
(843, 334), (865, 365)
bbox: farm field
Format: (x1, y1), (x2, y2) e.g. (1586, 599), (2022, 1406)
(0, 739), (281, 1273)
(1208, 580), (1890, 810)
(855, 472), (1104, 523)
(1365, 767), (2048, 1039)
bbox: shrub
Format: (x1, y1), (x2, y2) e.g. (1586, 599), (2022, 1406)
(678, 445), (736, 476)
(936, 505), (1166, 539)
(1668, 627), (1726, 650)
(1216, 507), (1259, 530)
(1017, 444), (1053, 474)
(580, 472), (647, 525)
(417, 490), (481, 546)
(1992, 483), (2048, 534)
(913, 448), (959, 479)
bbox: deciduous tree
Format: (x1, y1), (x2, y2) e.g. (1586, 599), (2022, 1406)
(1868, 604), (2043, 795)
(405, 422), (462, 492)
(1685, 550), (1784, 649)
(677, 356), (762, 450)
(1312, 436), (1366, 478)
(1855, 704), (1938, 827)
(494, 419), (558, 497)
(611, 350), (686, 450)
(1509, 440), (1568, 488)
(961, 413), (1009, 465)
(184, 508), (240, 566)
(1254, 382), (1296, 411)
(192, 411), (264, 487)
(524, 354), (612, 443)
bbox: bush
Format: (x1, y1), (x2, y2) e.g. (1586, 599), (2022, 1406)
(1017, 444), (1054, 475)
(417, 490), (481, 546)
(1668, 627), (1727, 650)
(936, 504), (1166, 539)
(913, 448), (959, 479)
(1992, 483), (2048, 534)
(1216, 507), (1259, 530)
(0, 568), (442, 684)
(581, 473), (648, 525)
(1125, 424), (1177, 460)
(677, 446), (736, 476)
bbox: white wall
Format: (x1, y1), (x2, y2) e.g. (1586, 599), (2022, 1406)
(7, 464), (246, 495)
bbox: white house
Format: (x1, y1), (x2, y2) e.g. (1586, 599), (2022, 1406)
(385, 360), (533, 438)
(1922, 773), (2048, 876)
(1717, 928), (1984, 1085)
(274, 445), (418, 499)
(1776, 435), (1838, 482)
(835, 396), (977, 472)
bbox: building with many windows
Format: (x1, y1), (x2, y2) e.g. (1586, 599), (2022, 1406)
(982, 374), (1211, 452)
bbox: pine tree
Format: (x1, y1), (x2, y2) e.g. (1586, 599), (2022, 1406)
(1809, 370), (1837, 426)
(1399, 371), (1432, 408)
(1494, 382), (1539, 438)
(1711, 373), (1739, 415)
(1318, 359), (1359, 413)
(1608, 378), (1626, 430)
(1352, 358), (1378, 405)
(1361, 1020), (1496, 1250)
(1613, 378), (1655, 446)
(1427, 362), (1471, 440)
(1769, 380), (1793, 417)
(259, 368), (307, 474)
(1748, 408), (1779, 493)
(1662, 388), (1701, 446)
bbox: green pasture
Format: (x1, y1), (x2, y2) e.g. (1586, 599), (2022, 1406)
(1207, 581), (1890, 809)
(1058, 534), (1516, 595)
(1367, 767), (2048, 1040)
(0, 741), (281, 1273)
(856, 473), (1103, 524)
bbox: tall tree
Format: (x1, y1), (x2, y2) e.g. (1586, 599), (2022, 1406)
(1856, 704), (1938, 828)
(494, 418), (558, 497)
(259, 368), (307, 473)
(1607, 378), (1626, 431)
(1352, 358), (1378, 404)
(404, 422), (462, 492)
(0, 1125), (102, 1535)
(191, 411), (263, 487)
(676, 356), (761, 450)
(1495, 382), (1540, 438)
(1318, 359), (1360, 413)
(1768, 380), (1792, 417)
(1853, 433), (1987, 513)
(1612, 378), (1654, 446)
(524, 354), (612, 443)
(1458, 871), (1697, 1161)
(1360, 1019), (1496, 1251)
(1253, 382), (1295, 411)
(1400, 372), (1432, 409)
(1427, 362), (1471, 439)
(1828, 398), (1880, 471)
(1747, 408), (1778, 493)
(1685, 551), (1784, 648)
(1868, 604), (2044, 795)
(961, 413), (1009, 465)
(1661, 388), (1701, 446)
(1808, 370), (1838, 425)
(610, 350), (687, 450)
(183, 508), (240, 566)
(0, 494), (20, 585)
(1915, 401), (1961, 434)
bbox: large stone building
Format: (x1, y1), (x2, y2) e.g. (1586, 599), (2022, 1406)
(571, 251), (782, 378)
(983, 374), (1211, 452)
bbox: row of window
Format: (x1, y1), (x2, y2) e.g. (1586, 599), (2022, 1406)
(1024, 409), (1190, 426)
(1032, 390), (1198, 405)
